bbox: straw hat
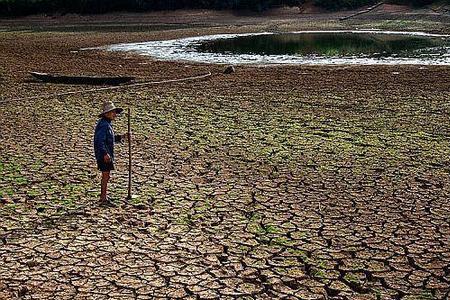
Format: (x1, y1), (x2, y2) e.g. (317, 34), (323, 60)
(99, 101), (123, 118)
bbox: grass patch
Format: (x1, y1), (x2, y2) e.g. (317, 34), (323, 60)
(31, 159), (44, 170)
(26, 189), (40, 198)
(265, 224), (281, 234)
(344, 272), (361, 285)
(177, 211), (194, 226)
(4, 203), (17, 212)
(14, 176), (28, 185)
(0, 188), (12, 199)
(271, 236), (296, 247)
(312, 268), (326, 279)
(418, 291), (435, 300)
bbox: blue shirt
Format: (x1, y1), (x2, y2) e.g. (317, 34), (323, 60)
(94, 117), (121, 162)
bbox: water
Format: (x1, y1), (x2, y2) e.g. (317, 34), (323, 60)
(102, 31), (450, 65)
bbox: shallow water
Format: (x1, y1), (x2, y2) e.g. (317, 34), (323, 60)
(103, 30), (450, 65)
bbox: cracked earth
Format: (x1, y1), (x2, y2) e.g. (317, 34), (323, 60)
(0, 13), (450, 300)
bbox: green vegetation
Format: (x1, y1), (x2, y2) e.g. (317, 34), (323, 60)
(311, 268), (326, 278)
(374, 289), (382, 300)
(344, 272), (360, 284)
(418, 291), (435, 300)
(0, 188), (14, 197)
(0, 159), (28, 198)
(4, 203), (18, 212)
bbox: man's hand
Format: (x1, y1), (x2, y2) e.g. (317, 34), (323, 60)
(104, 153), (111, 163)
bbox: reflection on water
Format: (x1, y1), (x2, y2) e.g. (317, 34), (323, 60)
(195, 33), (449, 58)
(103, 31), (450, 65)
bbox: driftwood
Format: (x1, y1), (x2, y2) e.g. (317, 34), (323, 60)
(30, 72), (134, 85)
(339, 2), (384, 21)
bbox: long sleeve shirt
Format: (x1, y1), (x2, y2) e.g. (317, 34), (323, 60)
(94, 117), (122, 162)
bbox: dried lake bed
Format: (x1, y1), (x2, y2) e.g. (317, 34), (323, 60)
(0, 11), (450, 300)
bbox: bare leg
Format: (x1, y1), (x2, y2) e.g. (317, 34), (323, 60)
(100, 171), (110, 202)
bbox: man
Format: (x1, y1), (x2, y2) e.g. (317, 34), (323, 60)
(94, 101), (129, 206)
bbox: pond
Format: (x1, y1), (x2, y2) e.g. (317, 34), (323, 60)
(103, 31), (450, 65)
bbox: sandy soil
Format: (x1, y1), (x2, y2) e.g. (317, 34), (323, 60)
(0, 9), (450, 300)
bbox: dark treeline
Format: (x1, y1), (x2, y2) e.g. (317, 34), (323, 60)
(0, 0), (448, 16)
(0, 0), (302, 15)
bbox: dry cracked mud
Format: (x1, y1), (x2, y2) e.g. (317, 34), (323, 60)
(0, 12), (449, 300)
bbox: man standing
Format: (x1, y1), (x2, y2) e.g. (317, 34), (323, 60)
(94, 101), (128, 206)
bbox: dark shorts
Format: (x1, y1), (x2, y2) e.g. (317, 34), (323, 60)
(97, 160), (115, 172)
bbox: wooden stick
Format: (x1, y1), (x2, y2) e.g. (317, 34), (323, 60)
(127, 107), (132, 200)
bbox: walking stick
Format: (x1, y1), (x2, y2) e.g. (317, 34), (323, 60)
(127, 107), (132, 200)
